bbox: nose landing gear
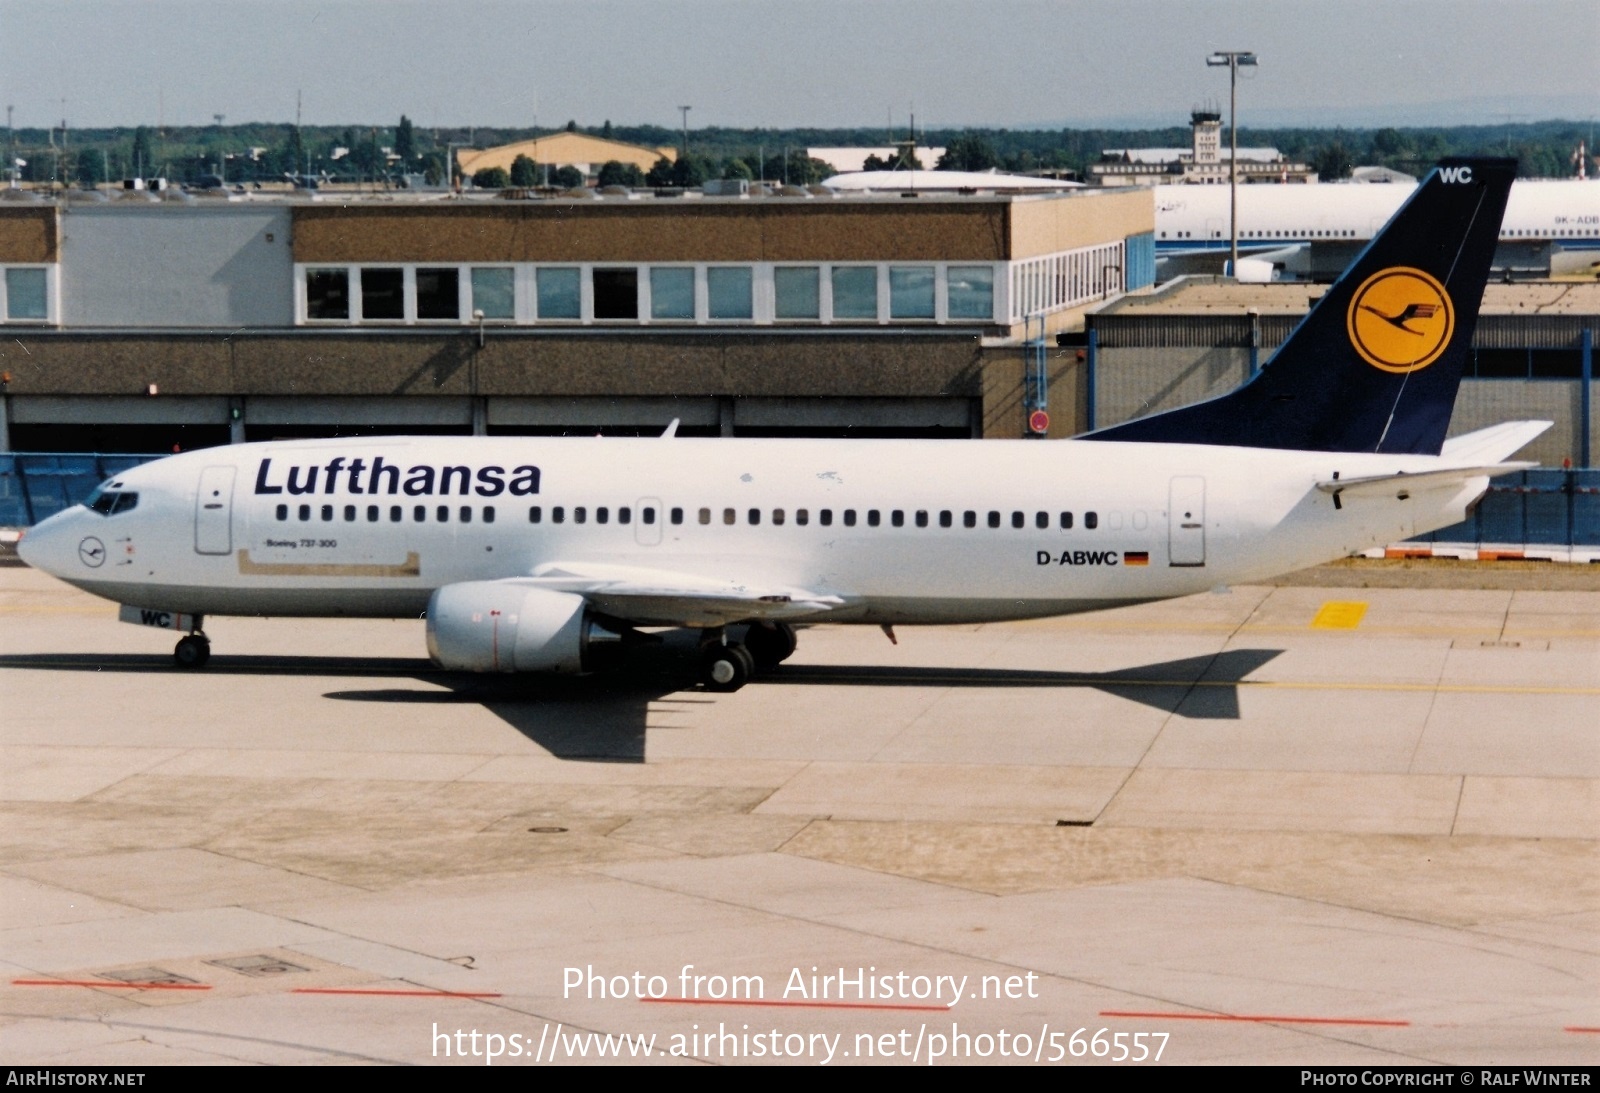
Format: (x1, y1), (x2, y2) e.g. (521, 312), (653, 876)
(174, 631), (211, 669)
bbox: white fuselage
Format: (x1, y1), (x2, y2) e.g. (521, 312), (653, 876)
(1155, 179), (1600, 250)
(19, 436), (1484, 626)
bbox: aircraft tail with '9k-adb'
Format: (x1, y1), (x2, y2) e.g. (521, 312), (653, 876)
(1083, 158), (1517, 455)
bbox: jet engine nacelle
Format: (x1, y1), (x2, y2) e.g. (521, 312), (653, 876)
(425, 582), (624, 673)
(1230, 257), (1277, 283)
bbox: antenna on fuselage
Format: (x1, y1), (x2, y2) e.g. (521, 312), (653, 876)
(661, 418), (680, 439)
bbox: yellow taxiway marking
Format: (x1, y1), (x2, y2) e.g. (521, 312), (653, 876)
(1311, 600), (1369, 630)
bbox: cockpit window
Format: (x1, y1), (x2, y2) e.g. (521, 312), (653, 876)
(85, 487), (138, 516)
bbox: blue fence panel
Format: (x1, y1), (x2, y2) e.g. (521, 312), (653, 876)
(1475, 479), (1526, 544)
(0, 455), (27, 527)
(13, 455), (102, 523)
(1573, 471), (1600, 546)
(1523, 471), (1571, 547)
(0, 453), (165, 526)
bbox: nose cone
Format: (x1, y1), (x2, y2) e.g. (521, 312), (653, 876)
(15, 510), (84, 576)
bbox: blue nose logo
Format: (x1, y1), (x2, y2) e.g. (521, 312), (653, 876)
(78, 537), (106, 568)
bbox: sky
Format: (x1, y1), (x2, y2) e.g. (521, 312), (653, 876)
(0, 0), (1595, 133)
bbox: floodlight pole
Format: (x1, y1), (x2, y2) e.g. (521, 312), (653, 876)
(1207, 50), (1256, 278)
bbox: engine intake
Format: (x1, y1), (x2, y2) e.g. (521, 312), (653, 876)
(425, 582), (625, 673)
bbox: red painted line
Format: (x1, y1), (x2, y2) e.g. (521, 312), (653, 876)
(291, 987), (503, 998)
(644, 996), (950, 1013)
(1100, 1009), (1409, 1028)
(13, 979), (211, 991)
(1565, 1026), (1600, 1034)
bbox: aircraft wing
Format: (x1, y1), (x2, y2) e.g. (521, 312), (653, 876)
(1315, 462), (1535, 501)
(518, 561), (846, 627)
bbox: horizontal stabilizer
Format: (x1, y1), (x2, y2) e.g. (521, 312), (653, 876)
(1438, 420), (1552, 464)
(1315, 462), (1534, 500)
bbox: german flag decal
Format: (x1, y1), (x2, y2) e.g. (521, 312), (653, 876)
(1124, 551), (1150, 566)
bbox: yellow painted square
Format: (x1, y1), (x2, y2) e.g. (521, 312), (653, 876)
(1311, 600), (1368, 629)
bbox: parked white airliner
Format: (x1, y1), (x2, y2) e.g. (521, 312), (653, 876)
(1156, 177), (1600, 279)
(19, 159), (1547, 691)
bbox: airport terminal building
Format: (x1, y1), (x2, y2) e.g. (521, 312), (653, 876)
(0, 186), (1153, 451)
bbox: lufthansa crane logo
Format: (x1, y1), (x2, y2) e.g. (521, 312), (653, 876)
(1347, 266), (1455, 374)
(77, 536), (106, 568)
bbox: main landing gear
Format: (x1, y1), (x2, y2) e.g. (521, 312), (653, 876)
(699, 622), (797, 692)
(173, 629), (211, 669)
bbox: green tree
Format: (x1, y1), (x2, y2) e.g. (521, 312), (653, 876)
(1312, 140), (1352, 180)
(565, 119), (578, 132)
(510, 154), (538, 187)
(645, 156), (676, 186)
(552, 165), (584, 188)
(131, 126), (154, 177)
(395, 115), (416, 163)
(602, 120), (613, 140)
(722, 157), (753, 180)
(937, 133), (998, 172)
(279, 126), (306, 178)
(420, 150), (446, 186)
(597, 160), (644, 187)
(472, 165), (510, 189)
(672, 153), (711, 187)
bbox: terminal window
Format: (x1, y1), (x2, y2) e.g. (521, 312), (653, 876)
(360, 268), (404, 321)
(536, 268), (581, 320)
(592, 268), (638, 320)
(947, 266), (994, 320)
(889, 266), (935, 319)
(471, 268), (515, 319)
(4, 268), (48, 320)
(651, 267), (695, 320)
(707, 266), (754, 320)
(831, 266), (878, 321)
(305, 269), (350, 320)
(774, 267), (820, 319)
(416, 268), (460, 320)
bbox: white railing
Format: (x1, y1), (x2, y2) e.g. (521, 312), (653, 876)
(1006, 240), (1124, 325)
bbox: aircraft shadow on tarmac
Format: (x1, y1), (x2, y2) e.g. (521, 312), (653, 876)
(2, 642), (1282, 763)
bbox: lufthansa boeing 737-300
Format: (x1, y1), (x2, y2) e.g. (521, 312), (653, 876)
(19, 159), (1550, 691)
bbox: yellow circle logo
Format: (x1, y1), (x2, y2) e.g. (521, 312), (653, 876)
(1346, 267), (1455, 374)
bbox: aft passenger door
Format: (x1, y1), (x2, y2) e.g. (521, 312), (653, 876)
(194, 466), (236, 555)
(1168, 476), (1205, 566)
